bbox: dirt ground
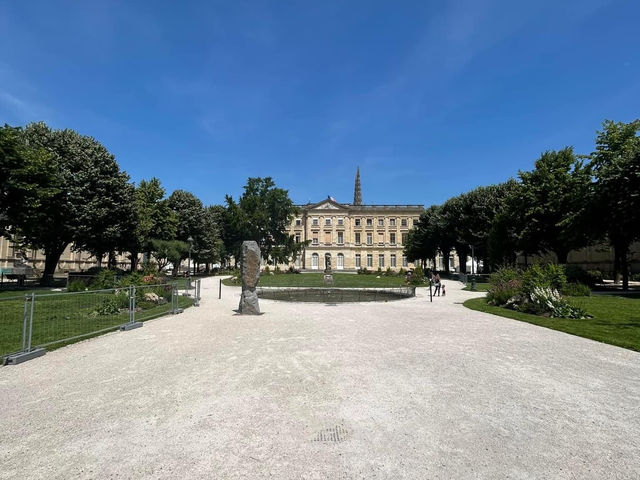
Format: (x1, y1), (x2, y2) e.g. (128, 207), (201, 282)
(1, 277), (638, 479)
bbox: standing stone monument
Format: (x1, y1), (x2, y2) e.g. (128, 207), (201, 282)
(238, 240), (261, 314)
(323, 253), (334, 286)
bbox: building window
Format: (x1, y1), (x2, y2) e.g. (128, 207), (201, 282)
(378, 254), (385, 268)
(390, 254), (396, 267)
(401, 233), (408, 244)
(337, 231), (344, 244)
(355, 218), (361, 226)
(312, 253), (319, 269)
(337, 218), (344, 226)
(312, 217), (319, 226)
(401, 218), (407, 227)
(325, 218), (331, 226)
(295, 234), (301, 243)
(337, 253), (344, 269)
(312, 232), (318, 245)
(366, 233), (373, 245)
(390, 232), (396, 245)
(355, 254), (361, 268)
(355, 233), (361, 245)
(366, 254), (373, 267)
(378, 232), (384, 245)
(378, 218), (384, 227)
(324, 232), (331, 244)
(366, 218), (373, 227)
(389, 218), (396, 227)
(402, 255), (408, 267)
(295, 219), (302, 226)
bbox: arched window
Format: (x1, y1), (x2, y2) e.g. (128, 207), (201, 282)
(311, 253), (319, 269)
(337, 253), (344, 269)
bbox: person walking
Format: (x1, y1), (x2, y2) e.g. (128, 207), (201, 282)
(433, 273), (441, 296)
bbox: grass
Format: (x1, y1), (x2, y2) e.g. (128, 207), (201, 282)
(464, 294), (640, 352)
(1, 289), (194, 359)
(223, 272), (410, 288)
(462, 283), (491, 292)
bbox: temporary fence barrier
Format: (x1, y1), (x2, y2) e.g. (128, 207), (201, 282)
(1, 279), (201, 366)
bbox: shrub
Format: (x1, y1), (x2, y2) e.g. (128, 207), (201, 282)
(274, 265), (281, 274)
(89, 269), (119, 290)
(587, 270), (604, 285)
(117, 272), (143, 287)
(263, 265), (270, 274)
(562, 283), (591, 297)
(398, 267), (406, 277)
(487, 267), (521, 305)
(67, 280), (86, 292)
(385, 267), (393, 277)
(141, 261), (158, 276)
(521, 264), (566, 296)
(90, 297), (121, 316)
(410, 266), (425, 285)
(632, 273), (640, 282)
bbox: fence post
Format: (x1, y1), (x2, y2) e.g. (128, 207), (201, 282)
(21, 294), (29, 352)
(194, 280), (200, 307)
(5, 293), (45, 365)
(120, 284), (143, 331)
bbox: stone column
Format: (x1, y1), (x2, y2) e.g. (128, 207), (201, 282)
(238, 241), (261, 314)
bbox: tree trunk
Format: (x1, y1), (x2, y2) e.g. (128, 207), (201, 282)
(41, 243), (68, 286)
(555, 249), (569, 265)
(129, 251), (139, 272)
(614, 241), (630, 291)
(458, 253), (468, 274)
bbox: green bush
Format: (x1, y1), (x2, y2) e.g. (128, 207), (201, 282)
(67, 280), (86, 292)
(89, 269), (119, 290)
(562, 283), (591, 297)
(587, 270), (604, 285)
(521, 264), (566, 296)
(410, 265), (425, 285)
(487, 267), (521, 305)
(90, 297), (121, 316)
(117, 272), (143, 288)
(385, 267), (394, 276)
(488, 265), (588, 319)
(141, 261), (158, 276)
(632, 273), (640, 282)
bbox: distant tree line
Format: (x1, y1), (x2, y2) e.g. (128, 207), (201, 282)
(1, 122), (304, 285)
(404, 119), (640, 290)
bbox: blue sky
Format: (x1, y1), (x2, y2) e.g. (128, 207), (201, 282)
(1, 0), (638, 207)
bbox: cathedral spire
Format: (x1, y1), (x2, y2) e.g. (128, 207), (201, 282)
(353, 166), (362, 205)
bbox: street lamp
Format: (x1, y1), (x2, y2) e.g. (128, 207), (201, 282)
(187, 236), (194, 287)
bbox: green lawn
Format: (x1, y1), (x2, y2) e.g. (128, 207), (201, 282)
(223, 272), (409, 288)
(462, 283), (491, 292)
(464, 294), (640, 352)
(1, 291), (194, 359)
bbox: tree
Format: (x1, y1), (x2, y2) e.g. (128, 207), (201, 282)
(150, 239), (189, 274)
(1, 124), (60, 245)
(127, 178), (177, 271)
(168, 189), (206, 273)
(590, 119), (640, 290)
(517, 147), (592, 264)
(224, 177), (303, 264)
(18, 122), (135, 285)
(404, 205), (444, 269)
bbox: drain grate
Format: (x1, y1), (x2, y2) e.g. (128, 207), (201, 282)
(312, 424), (349, 443)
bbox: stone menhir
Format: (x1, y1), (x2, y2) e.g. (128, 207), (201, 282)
(238, 240), (261, 315)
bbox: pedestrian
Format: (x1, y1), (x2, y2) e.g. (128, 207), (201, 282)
(433, 273), (441, 296)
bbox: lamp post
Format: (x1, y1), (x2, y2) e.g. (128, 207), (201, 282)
(187, 236), (194, 289)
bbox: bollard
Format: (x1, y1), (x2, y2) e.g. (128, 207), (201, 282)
(219, 278), (222, 299)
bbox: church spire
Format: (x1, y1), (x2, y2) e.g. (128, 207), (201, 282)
(353, 166), (362, 205)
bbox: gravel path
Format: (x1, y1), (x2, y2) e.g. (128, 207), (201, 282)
(1, 277), (639, 479)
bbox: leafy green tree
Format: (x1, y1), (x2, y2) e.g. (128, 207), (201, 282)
(224, 177), (303, 264)
(405, 205), (444, 269)
(19, 122), (135, 285)
(195, 205), (225, 270)
(590, 119), (640, 289)
(0, 124), (59, 239)
(518, 147), (592, 264)
(150, 239), (189, 274)
(127, 178), (177, 270)
(168, 189), (206, 273)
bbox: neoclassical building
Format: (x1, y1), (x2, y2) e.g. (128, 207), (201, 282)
(285, 168), (424, 272)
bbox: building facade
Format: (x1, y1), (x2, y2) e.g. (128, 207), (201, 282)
(283, 168), (425, 272)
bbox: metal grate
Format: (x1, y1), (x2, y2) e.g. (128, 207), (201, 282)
(312, 424), (349, 443)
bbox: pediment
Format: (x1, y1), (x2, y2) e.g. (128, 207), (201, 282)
(307, 198), (349, 211)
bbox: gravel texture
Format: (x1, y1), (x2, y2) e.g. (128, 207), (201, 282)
(1, 277), (639, 479)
